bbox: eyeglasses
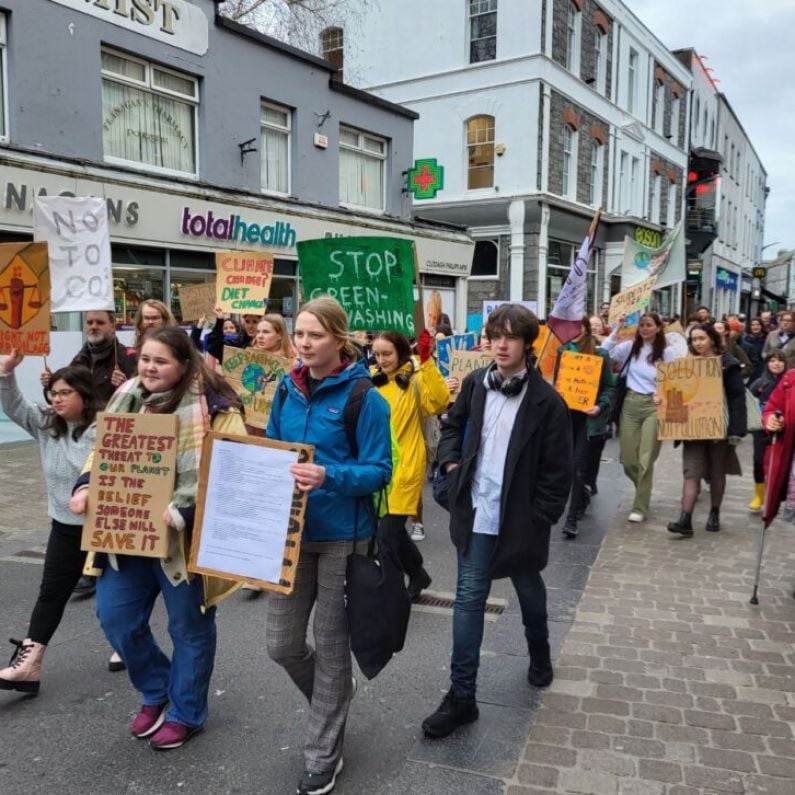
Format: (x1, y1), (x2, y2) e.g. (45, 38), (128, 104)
(48, 389), (76, 400)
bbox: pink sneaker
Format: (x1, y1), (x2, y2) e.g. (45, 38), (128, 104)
(130, 703), (168, 738)
(149, 720), (202, 750)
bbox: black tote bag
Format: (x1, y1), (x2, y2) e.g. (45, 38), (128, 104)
(345, 496), (411, 680)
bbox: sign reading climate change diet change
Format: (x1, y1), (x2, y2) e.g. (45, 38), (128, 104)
(297, 237), (416, 334)
(82, 413), (178, 559)
(215, 250), (274, 314)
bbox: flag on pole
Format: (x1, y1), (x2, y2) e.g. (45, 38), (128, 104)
(547, 209), (600, 345)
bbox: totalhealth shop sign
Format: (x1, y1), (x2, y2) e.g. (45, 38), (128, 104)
(181, 207), (297, 249)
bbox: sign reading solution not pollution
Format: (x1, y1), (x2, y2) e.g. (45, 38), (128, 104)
(656, 356), (724, 441)
(297, 237), (416, 334)
(82, 413), (178, 559)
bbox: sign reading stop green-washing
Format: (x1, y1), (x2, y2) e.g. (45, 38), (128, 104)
(297, 237), (417, 334)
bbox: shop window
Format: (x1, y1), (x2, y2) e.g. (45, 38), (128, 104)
(260, 101), (291, 195)
(113, 268), (165, 328)
(0, 15), (6, 142)
(470, 239), (499, 279)
(169, 273), (214, 325)
(466, 115), (495, 189)
(101, 49), (198, 177)
(320, 27), (344, 82)
(169, 250), (215, 270)
(546, 240), (597, 316)
(469, 0), (497, 64)
(339, 126), (386, 211)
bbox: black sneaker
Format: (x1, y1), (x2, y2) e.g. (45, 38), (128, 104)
(562, 519), (578, 539)
(422, 688), (479, 738)
(297, 757), (343, 795)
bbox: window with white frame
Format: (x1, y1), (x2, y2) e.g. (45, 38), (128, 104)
(666, 180), (677, 227)
(469, 0), (497, 64)
(650, 173), (661, 224)
(588, 140), (603, 207)
(0, 15), (6, 141)
(320, 27), (344, 82)
(260, 101), (290, 195)
(594, 28), (607, 95)
(562, 125), (578, 200)
(618, 151), (629, 213)
(565, 2), (581, 74)
(670, 95), (680, 144)
(630, 156), (640, 215)
(339, 126), (386, 211)
(653, 80), (665, 134)
(101, 49), (197, 176)
(466, 115), (495, 189)
(627, 49), (638, 114)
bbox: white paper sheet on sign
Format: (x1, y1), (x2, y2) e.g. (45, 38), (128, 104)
(33, 196), (114, 313)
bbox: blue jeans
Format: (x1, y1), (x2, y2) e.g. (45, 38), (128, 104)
(96, 556), (217, 727)
(451, 532), (548, 700)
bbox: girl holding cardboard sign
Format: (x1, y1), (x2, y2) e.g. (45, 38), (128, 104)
(69, 327), (245, 751)
(0, 356), (98, 694)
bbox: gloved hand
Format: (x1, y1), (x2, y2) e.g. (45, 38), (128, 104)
(418, 328), (433, 363)
(728, 436), (742, 447)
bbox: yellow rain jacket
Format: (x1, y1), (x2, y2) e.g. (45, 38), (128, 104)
(373, 358), (450, 515)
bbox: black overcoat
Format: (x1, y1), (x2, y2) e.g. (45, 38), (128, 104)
(437, 366), (573, 578)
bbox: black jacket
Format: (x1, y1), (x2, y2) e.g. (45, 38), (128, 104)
(437, 366), (572, 578)
(722, 352), (748, 438)
(71, 339), (137, 408)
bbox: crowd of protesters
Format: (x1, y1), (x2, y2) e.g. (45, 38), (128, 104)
(2, 295), (793, 794)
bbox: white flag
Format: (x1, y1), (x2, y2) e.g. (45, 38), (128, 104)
(33, 196), (114, 313)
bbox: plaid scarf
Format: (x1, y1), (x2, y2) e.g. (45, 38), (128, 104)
(103, 376), (209, 508)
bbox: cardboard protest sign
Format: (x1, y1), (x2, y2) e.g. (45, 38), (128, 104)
(82, 413), (178, 559)
(222, 346), (291, 429)
(483, 299), (538, 321)
(608, 275), (657, 341)
(177, 282), (217, 322)
(449, 350), (493, 394)
(656, 356), (724, 441)
(555, 350), (604, 411)
(297, 237), (417, 334)
(0, 242), (51, 355)
(436, 332), (476, 377)
(33, 197), (113, 312)
(215, 250), (274, 314)
(189, 432), (314, 595)
(536, 326), (561, 381)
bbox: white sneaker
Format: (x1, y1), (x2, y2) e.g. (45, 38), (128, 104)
(627, 511), (645, 523)
(411, 522), (425, 541)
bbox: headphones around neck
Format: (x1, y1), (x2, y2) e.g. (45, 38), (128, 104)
(485, 361), (529, 397)
(372, 358), (415, 390)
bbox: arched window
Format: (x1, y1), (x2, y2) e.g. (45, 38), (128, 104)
(320, 26), (344, 82)
(466, 115), (495, 189)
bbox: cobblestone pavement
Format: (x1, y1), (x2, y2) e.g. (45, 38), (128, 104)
(510, 440), (795, 795)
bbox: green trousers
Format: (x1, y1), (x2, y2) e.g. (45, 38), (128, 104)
(619, 391), (663, 516)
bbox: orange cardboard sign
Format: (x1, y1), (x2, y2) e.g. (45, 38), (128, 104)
(0, 242), (50, 355)
(82, 413), (178, 559)
(536, 326), (561, 381)
(555, 350), (603, 411)
(215, 250), (274, 314)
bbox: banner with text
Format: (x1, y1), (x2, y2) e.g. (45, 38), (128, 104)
(608, 275), (657, 342)
(215, 250), (274, 314)
(222, 346), (291, 429)
(33, 196), (113, 313)
(449, 350), (493, 394)
(621, 220), (685, 289)
(297, 237), (416, 334)
(178, 281), (217, 322)
(656, 356), (724, 441)
(555, 350), (603, 411)
(82, 413), (178, 559)
(0, 241), (51, 355)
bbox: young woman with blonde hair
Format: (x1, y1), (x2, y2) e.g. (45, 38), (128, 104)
(133, 299), (176, 347)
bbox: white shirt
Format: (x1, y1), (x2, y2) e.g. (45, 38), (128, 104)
(603, 331), (677, 395)
(470, 374), (528, 536)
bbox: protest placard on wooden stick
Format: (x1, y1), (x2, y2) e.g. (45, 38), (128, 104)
(656, 356), (724, 441)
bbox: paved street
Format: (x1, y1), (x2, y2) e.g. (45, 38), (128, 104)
(1, 437), (794, 794)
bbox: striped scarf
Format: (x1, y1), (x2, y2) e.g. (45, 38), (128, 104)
(103, 376), (209, 508)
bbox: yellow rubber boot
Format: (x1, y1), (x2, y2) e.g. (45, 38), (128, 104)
(748, 483), (764, 512)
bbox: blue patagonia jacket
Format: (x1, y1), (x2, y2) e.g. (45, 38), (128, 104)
(267, 358), (392, 542)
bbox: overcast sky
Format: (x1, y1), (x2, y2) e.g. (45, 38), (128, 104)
(626, 0), (795, 259)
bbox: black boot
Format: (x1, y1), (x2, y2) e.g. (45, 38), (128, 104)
(72, 575), (96, 597)
(562, 517), (578, 539)
(407, 568), (431, 602)
(422, 688), (479, 738)
(527, 640), (554, 687)
(706, 508), (720, 532)
(667, 511), (693, 537)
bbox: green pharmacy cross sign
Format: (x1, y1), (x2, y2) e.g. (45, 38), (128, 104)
(407, 158), (444, 199)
